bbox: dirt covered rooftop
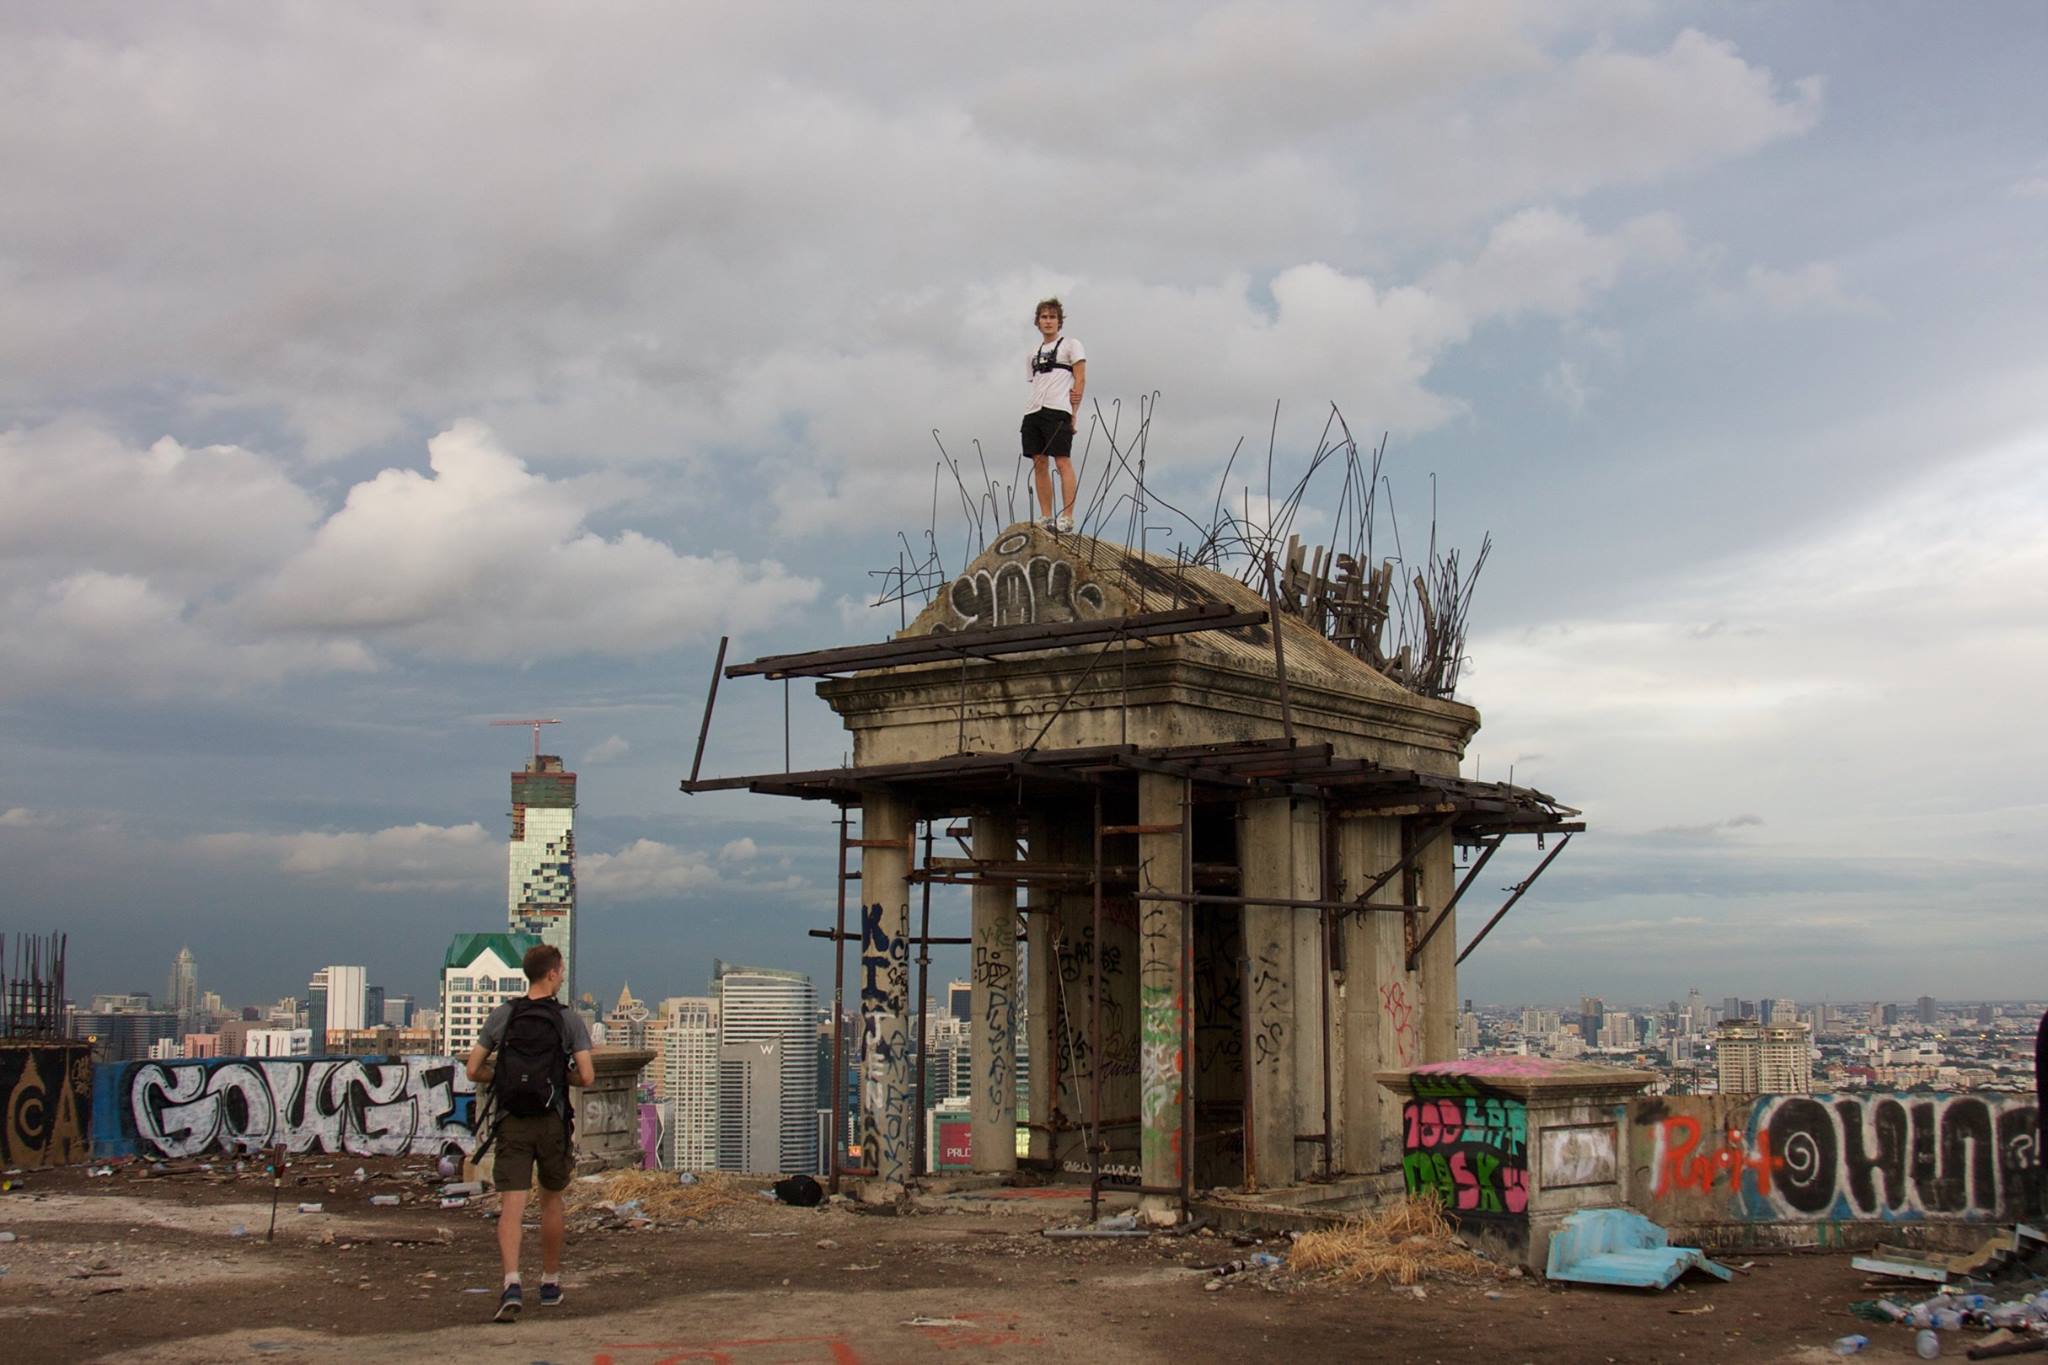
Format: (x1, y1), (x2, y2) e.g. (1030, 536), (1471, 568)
(0, 1155), (1953, 1363)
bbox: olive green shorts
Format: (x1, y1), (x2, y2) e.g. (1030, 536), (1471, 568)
(494, 1113), (572, 1192)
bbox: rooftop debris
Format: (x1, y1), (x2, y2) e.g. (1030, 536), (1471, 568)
(1287, 1196), (1495, 1286)
(1543, 1208), (1733, 1291)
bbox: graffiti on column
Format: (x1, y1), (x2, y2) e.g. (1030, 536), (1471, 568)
(858, 898), (911, 1180)
(1137, 879), (1184, 1174)
(1642, 1093), (2043, 1223)
(1249, 939), (1289, 1072)
(1, 1043), (93, 1168)
(973, 938), (1014, 1114)
(1054, 904), (1138, 1082)
(1400, 1073), (1530, 1219)
(1192, 942), (1242, 1078)
(115, 1056), (476, 1158)
(1379, 979), (1416, 1067)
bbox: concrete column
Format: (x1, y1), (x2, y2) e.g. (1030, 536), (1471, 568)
(1135, 773), (1186, 1222)
(1025, 810), (1057, 1165)
(1337, 814), (1412, 1175)
(857, 793), (913, 1194)
(969, 812), (1018, 1173)
(1416, 833), (1458, 1063)
(1289, 798), (1326, 1183)
(1239, 797), (1297, 1189)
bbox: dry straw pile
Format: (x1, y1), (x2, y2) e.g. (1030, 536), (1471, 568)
(566, 1169), (761, 1222)
(1288, 1197), (1498, 1285)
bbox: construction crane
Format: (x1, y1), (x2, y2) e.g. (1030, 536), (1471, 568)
(490, 717), (561, 762)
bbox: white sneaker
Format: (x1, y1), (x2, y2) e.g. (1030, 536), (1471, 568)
(1057, 515), (1074, 533)
(1042, 516), (1059, 531)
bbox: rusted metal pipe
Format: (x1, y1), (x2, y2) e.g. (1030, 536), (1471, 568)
(913, 821), (934, 1176)
(686, 635), (729, 787)
(1089, 786), (1105, 1223)
(828, 807), (850, 1196)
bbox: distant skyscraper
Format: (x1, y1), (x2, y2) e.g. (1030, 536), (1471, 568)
(714, 961), (819, 1175)
(308, 965), (368, 1048)
(718, 1039), (785, 1173)
(1716, 1020), (1812, 1094)
(947, 979), (972, 1023)
(167, 947), (199, 1031)
(508, 754), (579, 1004)
(1916, 995), (1938, 1025)
(661, 997), (720, 1172)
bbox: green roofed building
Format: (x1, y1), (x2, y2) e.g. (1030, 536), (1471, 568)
(440, 930), (541, 1056)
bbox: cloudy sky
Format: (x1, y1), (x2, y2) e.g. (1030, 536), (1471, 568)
(5, 3), (2043, 1014)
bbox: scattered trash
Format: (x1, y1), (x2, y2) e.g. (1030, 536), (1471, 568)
(1832, 1335), (1870, 1356)
(1044, 1225), (1150, 1240)
(229, 1224), (249, 1238)
(677, 1172), (699, 1186)
(1249, 1252), (1283, 1268)
(1484, 1290), (1505, 1301)
(565, 1168), (755, 1224)
(1543, 1208), (1732, 1291)
(440, 1180), (483, 1198)
(1096, 1210), (1138, 1232)
(0, 1232), (15, 1244)
(370, 1195), (401, 1207)
(1202, 1279), (1224, 1292)
(352, 1167), (367, 1182)
(436, 1155), (460, 1179)
(88, 1167), (114, 1178)
(296, 1202), (324, 1214)
(1913, 1328), (1940, 1359)
(816, 1238), (840, 1250)
(1669, 1303), (1714, 1317)
(439, 1197), (468, 1209)
(903, 1316), (975, 1328)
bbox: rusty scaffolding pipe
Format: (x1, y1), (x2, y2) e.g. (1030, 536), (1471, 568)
(827, 807), (850, 1196)
(1317, 803), (1335, 1177)
(1181, 778), (1196, 1209)
(1089, 785), (1105, 1222)
(912, 821), (934, 1177)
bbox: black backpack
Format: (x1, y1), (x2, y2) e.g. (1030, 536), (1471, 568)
(493, 997), (573, 1119)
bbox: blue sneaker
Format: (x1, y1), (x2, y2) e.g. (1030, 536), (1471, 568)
(539, 1281), (564, 1308)
(493, 1283), (523, 1323)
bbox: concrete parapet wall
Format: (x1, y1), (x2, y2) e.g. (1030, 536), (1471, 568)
(91, 1054), (478, 1159)
(1630, 1091), (2043, 1248)
(1, 1041), (94, 1168)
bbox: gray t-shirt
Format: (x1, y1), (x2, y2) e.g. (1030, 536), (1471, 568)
(478, 996), (593, 1056)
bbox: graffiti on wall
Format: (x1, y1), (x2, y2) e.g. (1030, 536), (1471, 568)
(1400, 1073), (1530, 1220)
(1640, 1093), (2043, 1224)
(1, 1043), (93, 1168)
(104, 1056), (476, 1159)
(931, 532), (1107, 633)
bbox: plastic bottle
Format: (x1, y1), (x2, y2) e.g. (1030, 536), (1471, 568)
(1914, 1329), (1941, 1359)
(1875, 1299), (1907, 1322)
(1831, 1336), (1869, 1356)
(1930, 1309), (1964, 1331)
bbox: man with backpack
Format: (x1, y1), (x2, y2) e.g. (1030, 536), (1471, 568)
(465, 943), (594, 1323)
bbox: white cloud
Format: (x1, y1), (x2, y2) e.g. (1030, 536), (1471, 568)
(580, 839), (722, 899)
(718, 837), (759, 862)
(582, 735), (631, 764)
(190, 821), (497, 893)
(254, 421), (820, 660)
(1707, 261), (1878, 318)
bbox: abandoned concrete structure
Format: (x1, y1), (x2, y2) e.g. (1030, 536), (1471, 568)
(687, 524), (1579, 1224)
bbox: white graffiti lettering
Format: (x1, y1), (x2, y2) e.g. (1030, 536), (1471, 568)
(127, 1057), (477, 1159)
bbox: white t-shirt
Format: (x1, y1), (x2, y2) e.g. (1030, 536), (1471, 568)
(1026, 335), (1085, 414)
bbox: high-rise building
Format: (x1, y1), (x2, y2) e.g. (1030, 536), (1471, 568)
(508, 754), (579, 1004)
(167, 947), (199, 1032)
(660, 997), (720, 1171)
(366, 985), (386, 1031)
(307, 966), (368, 1050)
(1769, 998), (1798, 1026)
(714, 961), (819, 1175)
(1715, 1020), (1812, 1094)
(440, 932), (541, 1057)
(200, 990), (222, 1019)
(382, 994), (415, 1027)
(717, 1040), (784, 1173)
(947, 979), (972, 1023)
(1916, 995), (1938, 1025)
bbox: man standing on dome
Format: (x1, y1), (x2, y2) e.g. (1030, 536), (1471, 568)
(1023, 297), (1086, 533)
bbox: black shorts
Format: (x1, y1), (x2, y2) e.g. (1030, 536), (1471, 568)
(494, 1112), (572, 1192)
(1022, 406), (1075, 461)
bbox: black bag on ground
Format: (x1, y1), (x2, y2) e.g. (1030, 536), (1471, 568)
(773, 1173), (824, 1207)
(494, 997), (572, 1119)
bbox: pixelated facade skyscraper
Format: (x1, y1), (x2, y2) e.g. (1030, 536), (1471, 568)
(508, 754), (578, 1004)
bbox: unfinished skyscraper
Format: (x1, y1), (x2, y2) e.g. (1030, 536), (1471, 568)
(508, 754), (578, 1004)
(688, 521), (1580, 1220)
